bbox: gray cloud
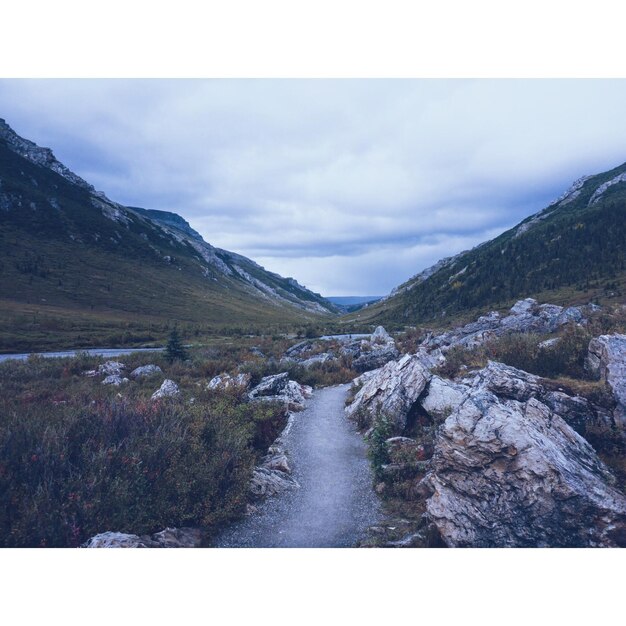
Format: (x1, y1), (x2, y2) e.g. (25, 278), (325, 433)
(1, 79), (626, 295)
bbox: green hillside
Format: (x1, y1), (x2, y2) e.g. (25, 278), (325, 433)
(0, 120), (336, 351)
(349, 163), (626, 327)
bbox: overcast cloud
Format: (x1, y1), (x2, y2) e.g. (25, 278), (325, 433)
(1, 79), (626, 296)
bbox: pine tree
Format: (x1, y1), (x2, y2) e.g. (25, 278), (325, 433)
(165, 328), (188, 362)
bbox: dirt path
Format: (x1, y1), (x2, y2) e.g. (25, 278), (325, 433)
(214, 384), (381, 547)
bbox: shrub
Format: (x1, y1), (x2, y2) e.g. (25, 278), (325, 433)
(367, 414), (392, 481)
(0, 356), (286, 547)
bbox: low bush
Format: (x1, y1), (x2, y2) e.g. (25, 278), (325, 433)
(0, 355), (286, 547)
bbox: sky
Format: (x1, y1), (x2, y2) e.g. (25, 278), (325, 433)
(2, 79), (626, 297)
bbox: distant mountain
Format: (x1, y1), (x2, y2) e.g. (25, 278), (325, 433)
(327, 296), (382, 313)
(0, 118), (337, 349)
(351, 162), (626, 326)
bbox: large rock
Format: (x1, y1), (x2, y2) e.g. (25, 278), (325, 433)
(83, 527), (202, 548)
(424, 389), (626, 547)
(475, 360), (614, 436)
(586, 334), (626, 427)
(248, 373), (312, 410)
(151, 379), (180, 400)
(420, 375), (468, 421)
(130, 364), (163, 379)
(345, 354), (432, 431)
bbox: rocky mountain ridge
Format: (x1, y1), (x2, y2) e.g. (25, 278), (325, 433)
(0, 118), (337, 339)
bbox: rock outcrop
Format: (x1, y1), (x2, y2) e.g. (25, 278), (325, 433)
(421, 298), (593, 353)
(151, 379), (180, 400)
(354, 343), (626, 547)
(586, 334), (626, 427)
(424, 388), (626, 547)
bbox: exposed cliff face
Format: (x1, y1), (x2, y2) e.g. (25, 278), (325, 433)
(0, 118), (337, 331)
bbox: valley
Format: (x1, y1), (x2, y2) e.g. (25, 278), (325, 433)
(2, 117), (626, 549)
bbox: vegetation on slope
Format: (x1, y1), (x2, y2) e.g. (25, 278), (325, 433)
(351, 163), (626, 327)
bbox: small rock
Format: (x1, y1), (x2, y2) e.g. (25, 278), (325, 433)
(207, 372), (251, 391)
(151, 379), (180, 400)
(129, 364), (163, 379)
(102, 375), (128, 386)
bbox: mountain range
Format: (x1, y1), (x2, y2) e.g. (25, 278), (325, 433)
(1, 116), (625, 350)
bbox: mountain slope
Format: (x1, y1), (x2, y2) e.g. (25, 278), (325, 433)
(351, 163), (626, 326)
(0, 119), (337, 350)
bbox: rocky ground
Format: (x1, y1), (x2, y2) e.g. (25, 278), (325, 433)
(347, 299), (626, 547)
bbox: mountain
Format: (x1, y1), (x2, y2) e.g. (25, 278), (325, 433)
(0, 119), (337, 350)
(327, 296), (382, 313)
(350, 162), (626, 327)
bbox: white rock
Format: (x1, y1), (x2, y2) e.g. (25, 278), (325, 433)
(586, 334), (626, 427)
(151, 379), (180, 400)
(425, 390), (626, 547)
(129, 364), (163, 379)
(207, 372), (251, 391)
(345, 354), (432, 431)
(102, 375), (129, 386)
(420, 376), (468, 420)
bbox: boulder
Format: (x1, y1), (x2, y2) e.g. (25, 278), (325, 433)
(249, 372), (290, 397)
(424, 389), (626, 547)
(586, 334), (626, 427)
(352, 343), (399, 373)
(83, 527), (202, 548)
(151, 379), (180, 400)
(248, 373), (312, 410)
(207, 372), (251, 391)
(345, 354), (432, 431)
(371, 325), (393, 343)
(129, 364), (163, 379)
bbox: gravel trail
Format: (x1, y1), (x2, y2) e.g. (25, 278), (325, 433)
(214, 384), (381, 548)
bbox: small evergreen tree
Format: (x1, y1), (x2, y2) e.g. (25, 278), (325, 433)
(165, 328), (188, 362)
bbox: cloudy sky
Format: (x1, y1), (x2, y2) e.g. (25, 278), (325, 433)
(2, 79), (626, 296)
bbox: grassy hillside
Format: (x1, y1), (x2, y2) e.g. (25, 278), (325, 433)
(0, 123), (336, 351)
(349, 163), (626, 328)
